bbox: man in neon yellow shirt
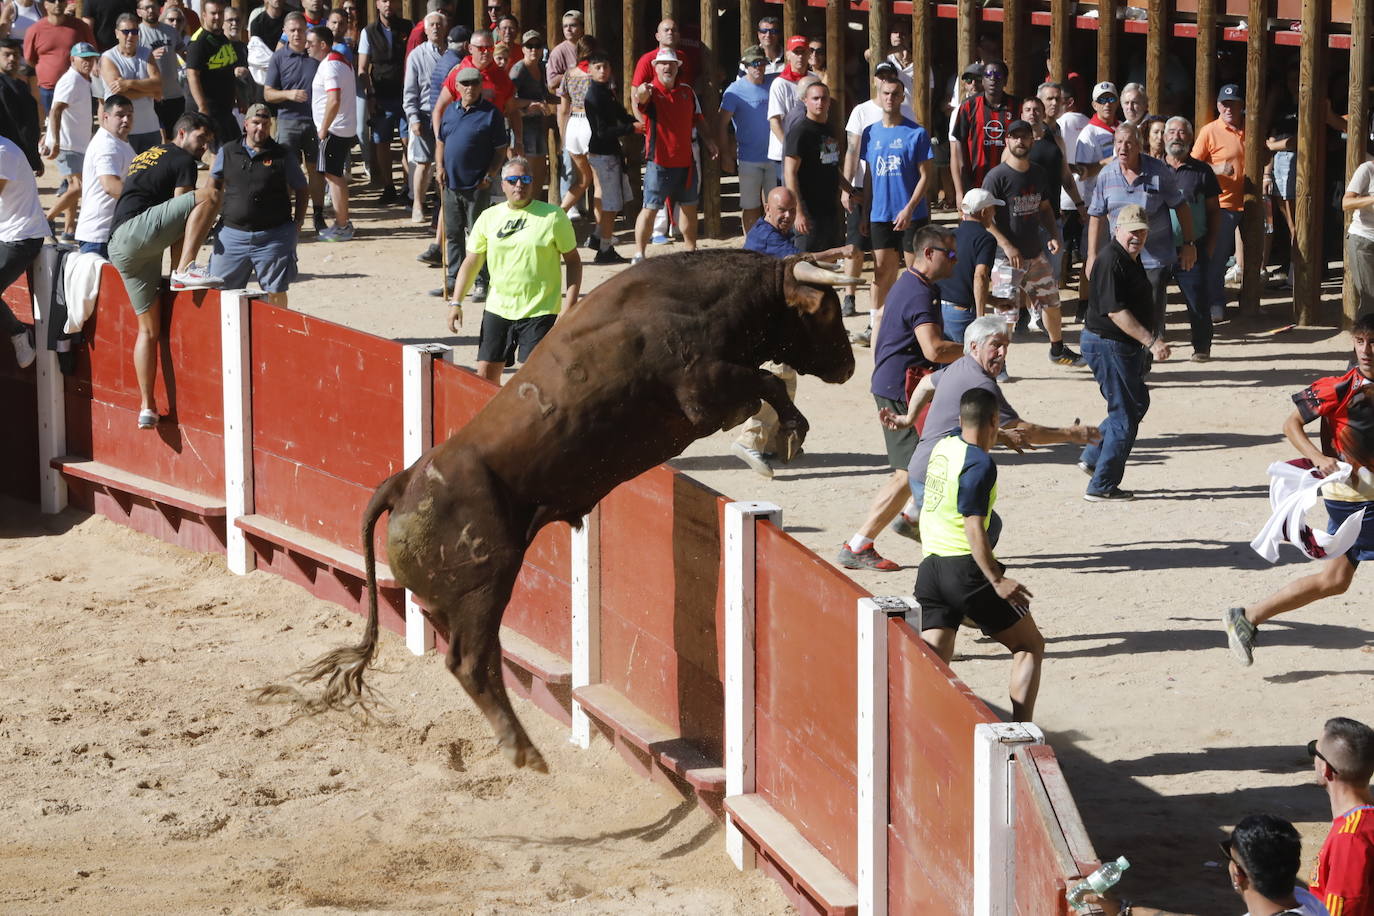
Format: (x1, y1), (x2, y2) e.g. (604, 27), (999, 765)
(916, 386), (1046, 721)
(448, 155), (582, 382)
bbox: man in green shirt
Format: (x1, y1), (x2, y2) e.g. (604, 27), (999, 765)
(915, 386), (1046, 721)
(448, 155), (582, 383)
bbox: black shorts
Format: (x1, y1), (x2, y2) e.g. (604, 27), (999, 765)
(874, 394), (918, 470)
(478, 311), (557, 365)
(869, 215), (930, 253)
(797, 211), (844, 253)
(915, 552), (1027, 637)
(154, 97), (185, 135)
(846, 202), (871, 253)
(318, 132), (356, 178)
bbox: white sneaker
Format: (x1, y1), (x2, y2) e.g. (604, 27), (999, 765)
(731, 442), (775, 479)
(1028, 309), (1043, 331)
(170, 262), (226, 290)
(568, 206), (582, 220)
(10, 329), (35, 369)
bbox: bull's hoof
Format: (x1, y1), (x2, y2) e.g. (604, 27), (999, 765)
(778, 428), (806, 464)
(504, 741), (550, 773)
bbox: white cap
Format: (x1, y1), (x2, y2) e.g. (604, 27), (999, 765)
(961, 188), (1004, 215)
(1092, 81), (1118, 101)
(653, 48), (681, 64)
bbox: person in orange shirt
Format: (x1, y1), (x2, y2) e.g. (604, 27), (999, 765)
(1191, 83), (1245, 324)
(1307, 717), (1374, 916)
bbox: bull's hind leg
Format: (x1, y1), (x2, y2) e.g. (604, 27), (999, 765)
(439, 553), (549, 773)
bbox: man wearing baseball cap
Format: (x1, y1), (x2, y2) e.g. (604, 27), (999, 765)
(42, 41), (101, 238)
(1079, 203), (1172, 501)
(939, 188), (1003, 348)
(766, 35), (819, 170)
(1070, 81), (1119, 208)
(545, 10), (581, 92)
(208, 102), (307, 309)
(1192, 83), (1245, 322)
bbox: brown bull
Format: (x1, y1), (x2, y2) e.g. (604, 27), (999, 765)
(262, 250), (856, 772)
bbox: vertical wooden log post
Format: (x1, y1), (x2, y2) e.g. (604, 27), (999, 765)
(546, 0), (561, 206)
(783, 0), (801, 40)
(911, 0), (932, 126)
(1097, 0), (1119, 85)
(583, 0), (596, 39)
(700, 0), (721, 238)
(473, 0), (484, 32)
(622, 0), (637, 112)
(958, 0), (977, 73)
(828, 0), (847, 111)
(740, 0), (757, 56)
(512, 0), (526, 31)
(869, 0), (889, 87)
(1239, 0), (1268, 315)
(1346, 0), (1370, 324)
(1195, 0), (1218, 130)
(1294, 0), (1328, 325)
(1050, 0), (1070, 84)
(1146, 0), (1166, 114)
(1004, 0), (1025, 97)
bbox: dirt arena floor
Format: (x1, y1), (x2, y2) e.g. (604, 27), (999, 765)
(6, 173), (1373, 912)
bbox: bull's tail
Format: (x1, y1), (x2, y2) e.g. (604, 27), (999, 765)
(254, 469), (411, 717)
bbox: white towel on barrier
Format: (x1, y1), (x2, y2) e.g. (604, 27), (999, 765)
(1250, 459), (1366, 562)
(62, 251), (107, 334)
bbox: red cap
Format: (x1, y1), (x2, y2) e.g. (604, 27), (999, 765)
(787, 35), (809, 52)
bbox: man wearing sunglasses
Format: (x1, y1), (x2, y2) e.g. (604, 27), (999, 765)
(736, 15), (782, 78)
(1303, 718), (1374, 916)
(447, 156), (579, 384)
(101, 13), (162, 153)
(1070, 81), (1119, 219)
(951, 58), (1018, 207)
(435, 65), (505, 301)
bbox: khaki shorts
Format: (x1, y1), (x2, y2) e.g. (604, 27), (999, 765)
(108, 192), (198, 316)
(990, 251), (1061, 312)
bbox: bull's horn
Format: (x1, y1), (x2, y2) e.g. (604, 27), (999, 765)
(791, 260), (857, 287)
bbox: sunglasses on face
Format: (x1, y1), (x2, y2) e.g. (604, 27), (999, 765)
(119, 27), (139, 34)
(929, 246), (958, 260)
(745, 59), (766, 67)
(759, 27), (779, 34)
(984, 69), (1006, 79)
(1097, 95), (1117, 104)
(1308, 739), (1340, 775)
(1218, 838), (1237, 866)
(503, 174), (533, 185)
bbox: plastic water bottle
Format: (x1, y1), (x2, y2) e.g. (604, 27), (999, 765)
(1066, 856), (1130, 910)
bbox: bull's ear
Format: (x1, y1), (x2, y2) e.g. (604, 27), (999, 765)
(784, 280), (827, 315)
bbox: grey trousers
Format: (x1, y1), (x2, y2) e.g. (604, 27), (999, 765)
(1347, 233), (1374, 319)
(442, 185), (491, 290)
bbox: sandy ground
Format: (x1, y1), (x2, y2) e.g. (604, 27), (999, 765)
(7, 166), (1374, 912)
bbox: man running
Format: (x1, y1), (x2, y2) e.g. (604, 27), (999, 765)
(1225, 315), (1374, 663)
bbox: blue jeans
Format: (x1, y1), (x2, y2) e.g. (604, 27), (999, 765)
(78, 241), (108, 258)
(40, 86), (54, 113)
(1172, 245), (1212, 353)
(1207, 208), (1241, 309)
(1079, 330), (1152, 494)
(942, 302), (974, 344)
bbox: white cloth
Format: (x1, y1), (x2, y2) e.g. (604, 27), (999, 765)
(312, 55), (358, 138)
(1057, 111), (1090, 210)
(0, 137), (49, 242)
(844, 98), (917, 189)
(247, 35), (273, 86)
(1348, 161), (1374, 243)
(61, 251), (107, 333)
(50, 67), (94, 153)
(74, 128), (136, 244)
(1072, 120), (1114, 207)
(766, 71), (817, 162)
(1251, 459), (1367, 563)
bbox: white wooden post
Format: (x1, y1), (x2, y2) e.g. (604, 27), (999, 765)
(724, 500), (782, 871)
(570, 505), (601, 748)
(973, 722), (1045, 916)
(857, 595), (919, 916)
(31, 246), (67, 514)
(220, 290), (254, 574)
(402, 343), (449, 656)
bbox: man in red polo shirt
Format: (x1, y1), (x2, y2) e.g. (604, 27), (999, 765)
(432, 27), (521, 153)
(630, 48), (716, 263)
(630, 18), (699, 90)
(1306, 717), (1374, 916)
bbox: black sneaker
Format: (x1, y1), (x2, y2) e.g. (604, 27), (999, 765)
(585, 234), (600, 253)
(593, 247), (629, 265)
(313, 213), (327, 234)
(1083, 488), (1135, 502)
(417, 243), (442, 266)
(841, 294), (858, 318)
(471, 282), (488, 303)
(1050, 345), (1088, 368)
(378, 185), (399, 205)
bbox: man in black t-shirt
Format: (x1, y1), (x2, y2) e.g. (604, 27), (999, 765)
(106, 110), (225, 431)
(183, 0), (241, 147)
(783, 81), (851, 253)
(82, 0), (138, 50)
(1078, 204), (1172, 501)
(982, 119), (1084, 369)
(250, 0), (288, 50)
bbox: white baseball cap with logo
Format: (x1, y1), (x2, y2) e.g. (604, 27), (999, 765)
(961, 188), (1005, 215)
(1092, 81), (1119, 102)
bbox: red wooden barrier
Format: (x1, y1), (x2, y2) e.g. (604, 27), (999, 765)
(754, 522), (868, 885)
(1, 269), (33, 325)
(887, 620), (1000, 914)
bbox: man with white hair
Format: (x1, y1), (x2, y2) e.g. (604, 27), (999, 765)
(1118, 82), (1149, 128)
(403, 8), (447, 223)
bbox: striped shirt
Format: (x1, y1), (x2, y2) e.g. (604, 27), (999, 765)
(1310, 804), (1374, 916)
(952, 92), (1020, 190)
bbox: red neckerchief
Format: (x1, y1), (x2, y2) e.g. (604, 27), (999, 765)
(577, 60), (589, 72)
(780, 63), (804, 82)
(1089, 113), (1117, 132)
(325, 50), (348, 65)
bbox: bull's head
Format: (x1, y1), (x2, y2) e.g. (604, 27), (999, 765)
(777, 257), (858, 384)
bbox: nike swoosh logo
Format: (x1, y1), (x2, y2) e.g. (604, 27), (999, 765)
(494, 217), (526, 239)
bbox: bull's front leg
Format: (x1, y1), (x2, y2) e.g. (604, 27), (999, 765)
(677, 363), (810, 462)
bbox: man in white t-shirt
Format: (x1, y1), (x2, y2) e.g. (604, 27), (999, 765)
(307, 23), (356, 241)
(74, 93), (135, 257)
(840, 60), (917, 336)
(766, 36), (818, 170)
(42, 41), (99, 239)
(0, 133), (48, 368)
(1346, 159), (1374, 319)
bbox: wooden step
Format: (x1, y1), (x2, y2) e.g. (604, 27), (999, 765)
(499, 626), (572, 685)
(572, 683), (726, 793)
(52, 456), (226, 516)
(233, 513), (398, 588)
(724, 793), (859, 916)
